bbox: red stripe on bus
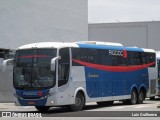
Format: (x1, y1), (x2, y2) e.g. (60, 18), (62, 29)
(72, 59), (155, 72)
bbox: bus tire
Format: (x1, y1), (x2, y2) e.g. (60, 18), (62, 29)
(130, 89), (138, 105)
(69, 92), (85, 111)
(137, 89), (145, 104)
(35, 106), (50, 112)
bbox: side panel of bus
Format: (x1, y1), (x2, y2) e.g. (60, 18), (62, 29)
(84, 67), (148, 99)
(72, 46), (155, 102)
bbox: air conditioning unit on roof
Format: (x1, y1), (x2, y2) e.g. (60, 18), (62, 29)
(77, 41), (123, 46)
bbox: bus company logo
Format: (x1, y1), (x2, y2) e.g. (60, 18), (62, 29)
(109, 49), (127, 58)
(23, 91), (38, 96)
(38, 91), (42, 97)
(123, 49), (127, 58)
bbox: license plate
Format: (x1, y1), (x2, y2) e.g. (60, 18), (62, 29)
(28, 101), (36, 105)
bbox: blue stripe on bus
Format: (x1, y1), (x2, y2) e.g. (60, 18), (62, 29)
(84, 66), (149, 98)
(77, 43), (144, 52)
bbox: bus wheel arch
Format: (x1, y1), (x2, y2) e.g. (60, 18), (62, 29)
(69, 89), (86, 111)
(77, 90), (86, 104)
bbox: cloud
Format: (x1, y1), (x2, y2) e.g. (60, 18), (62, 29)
(88, 0), (160, 23)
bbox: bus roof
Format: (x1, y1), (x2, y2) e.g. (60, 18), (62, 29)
(77, 43), (155, 53)
(17, 42), (79, 50)
(17, 42), (155, 53)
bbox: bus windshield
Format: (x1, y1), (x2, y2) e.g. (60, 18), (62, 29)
(13, 49), (56, 90)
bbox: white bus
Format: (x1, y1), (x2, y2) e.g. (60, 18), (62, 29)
(3, 41), (158, 112)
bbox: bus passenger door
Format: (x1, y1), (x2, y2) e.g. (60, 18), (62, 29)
(57, 48), (72, 105)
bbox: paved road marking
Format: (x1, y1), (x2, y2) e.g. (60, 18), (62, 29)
(0, 107), (8, 109)
(110, 106), (130, 109)
(109, 105), (150, 110)
(133, 105), (149, 109)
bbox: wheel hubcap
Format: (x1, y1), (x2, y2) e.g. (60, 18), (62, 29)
(75, 98), (81, 107)
(139, 92), (143, 100)
(132, 91), (137, 103)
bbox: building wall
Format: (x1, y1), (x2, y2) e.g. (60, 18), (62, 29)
(0, 0), (88, 49)
(0, 0), (88, 102)
(89, 21), (160, 50)
(0, 66), (13, 103)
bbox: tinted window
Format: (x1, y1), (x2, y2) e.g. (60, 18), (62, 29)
(72, 48), (155, 67)
(58, 48), (70, 87)
(14, 49), (56, 90)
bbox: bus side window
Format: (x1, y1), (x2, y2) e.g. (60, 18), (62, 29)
(134, 52), (142, 65)
(58, 48), (70, 87)
(141, 53), (146, 64)
(145, 53), (155, 67)
(88, 49), (99, 64)
(127, 51), (134, 66)
(112, 56), (118, 66)
(72, 48), (87, 66)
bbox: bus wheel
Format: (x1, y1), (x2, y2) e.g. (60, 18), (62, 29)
(130, 89), (138, 105)
(69, 92), (85, 111)
(35, 106), (50, 112)
(137, 90), (145, 104)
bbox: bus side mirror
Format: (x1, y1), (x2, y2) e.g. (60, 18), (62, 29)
(51, 56), (61, 71)
(2, 58), (14, 72)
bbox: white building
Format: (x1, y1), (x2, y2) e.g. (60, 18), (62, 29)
(89, 21), (160, 50)
(0, 0), (88, 50)
(0, 0), (88, 102)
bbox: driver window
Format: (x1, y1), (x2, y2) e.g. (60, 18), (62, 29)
(58, 48), (70, 87)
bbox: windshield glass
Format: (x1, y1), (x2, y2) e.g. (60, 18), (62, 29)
(13, 49), (57, 90)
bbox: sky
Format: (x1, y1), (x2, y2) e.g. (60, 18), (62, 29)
(88, 0), (160, 23)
